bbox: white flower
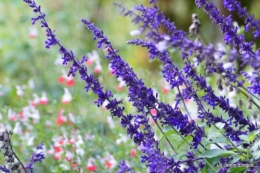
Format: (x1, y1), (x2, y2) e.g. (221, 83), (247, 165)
(62, 88), (72, 104)
(130, 30), (141, 36)
(107, 116), (115, 129)
(155, 40), (169, 52)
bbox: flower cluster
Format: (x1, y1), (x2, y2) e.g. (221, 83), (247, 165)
(22, 0), (260, 172)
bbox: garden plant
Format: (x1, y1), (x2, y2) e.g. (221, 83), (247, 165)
(1, 0), (260, 172)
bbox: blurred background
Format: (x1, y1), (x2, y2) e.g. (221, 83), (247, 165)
(0, 0), (260, 172)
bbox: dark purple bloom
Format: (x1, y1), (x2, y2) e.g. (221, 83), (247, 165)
(223, 0), (260, 39)
(25, 142), (45, 173)
(117, 161), (134, 173)
(195, 0), (260, 70)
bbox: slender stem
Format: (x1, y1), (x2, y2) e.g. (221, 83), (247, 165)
(150, 115), (178, 154)
(6, 131), (26, 172)
(176, 85), (192, 120)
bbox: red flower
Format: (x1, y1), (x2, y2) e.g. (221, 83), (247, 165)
(71, 163), (77, 167)
(66, 79), (75, 87)
(54, 146), (62, 153)
(86, 165), (96, 172)
(39, 100), (48, 105)
(68, 139), (75, 145)
(53, 154), (61, 161)
(56, 114), (66, 126)
(162, 87), (169, 94)
(59, 140), (64, 145)
(130, 149), (136, 157)
(66, 156), (72, 162)
(10, 115), (17, 121)
(86, 60), (93, 66)
(94, 67), (101, 74)
(58, 76), (65, 83)
(29, 34), (35, 39)
(105, 161), (112, 168)
(31, 102), (37, 107)
(117, 85), (123, 91)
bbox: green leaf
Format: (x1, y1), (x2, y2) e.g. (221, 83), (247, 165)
(227, 167), (247, 173)
(239, 135), (249, 143)
(177, 135), (192, 150)
(159, 130), (177, 142)
(172, 152), (186, 161)
(229, 156), (240, 164)
(199, 149), (237, 158)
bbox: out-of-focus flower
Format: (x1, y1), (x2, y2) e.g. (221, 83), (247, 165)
(108, 63), (115, 75)
(16, 85), (23, 97)
(85, 133), (95, 141)
(94, 61), (102, 74)
(56, 109), (67, 126)
(86, 158), (96, 172)
(103, 154), (117, 169)
(58, 76), (65, 84)
(130, 29), (142, 36)
(66, 76), (75, 87)
(62, 88), (72, 104)
(65, 151), (74, 162)
(107, 116), (115, 129)
(102, 100), (109, 110)
(28, 26), (38, 39)
(161, 80), (170, 94)
(116, 133), (128, 145)
(130, 149), (136, 157)
(149, 109), (157, 116)
(54, 54), (64, 66)
(117, 77), (126, 91)
(31, 93), (40, 106)
(8, 109), (17, 121)
(68, 113), (75, 124)
(86, 50), (99, 66)
(39, 92), (48, 105)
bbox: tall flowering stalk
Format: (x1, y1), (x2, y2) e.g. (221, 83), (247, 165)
(113, 4), (260, 173)
(123, 2), (257, 140)
(223, 0), (260, 39)
(23, 0), (207, 172)
(22, 0), (260, 172)
(195, 0), (260, 98)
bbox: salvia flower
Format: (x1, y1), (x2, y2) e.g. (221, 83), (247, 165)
(223, 0), (260, 39)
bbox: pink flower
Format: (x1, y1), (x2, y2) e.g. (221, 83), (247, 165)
(86, 50), (99, 66)
(86, 59), (94, 66)
(130, 149), (137, 157)
(117, 85), (123, 91)
(86, 165), (96, 172)
(28, 27), (38, 39)
(66, 79), (75, 87)
(39, 92), (48, 105)
(150, 109), (157, 116)
(162, 86), (169, 94)
(58, 76), (65, 83)
(94, 63), (102, 74)
(108, 63), (115, 75)
(105, 161), (112, 168)
(56, 109), (66, 126)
